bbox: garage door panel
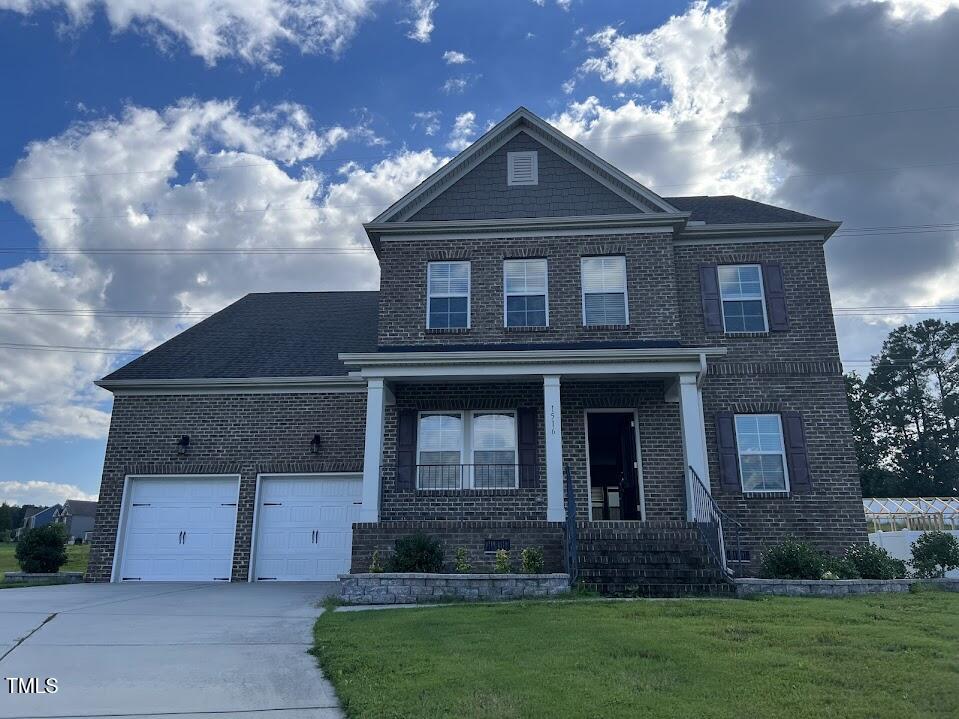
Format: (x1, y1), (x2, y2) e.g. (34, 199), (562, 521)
(253, 474), (362, 581)
(118, 477), (239, 582)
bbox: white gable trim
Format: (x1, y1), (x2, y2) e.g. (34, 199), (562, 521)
(370, 107), (678, 225)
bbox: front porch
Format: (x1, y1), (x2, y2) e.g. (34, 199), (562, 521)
(340, 346), (740, 591)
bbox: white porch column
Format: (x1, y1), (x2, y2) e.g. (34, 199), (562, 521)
(543, 375), (565, 522)
(678, 373), (709, 520)
(360, 378), (387, 522)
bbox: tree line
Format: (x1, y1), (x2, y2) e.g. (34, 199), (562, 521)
(0, 503), (48, 539)
(846, 318), (959, 497)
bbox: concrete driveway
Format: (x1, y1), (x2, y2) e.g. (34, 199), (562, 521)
(0, 582), (343, 719)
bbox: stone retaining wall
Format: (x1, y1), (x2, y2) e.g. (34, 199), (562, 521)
(340, 572), (570, 604)
(4, 572), (85, 584)
(735, 577), (959, 597)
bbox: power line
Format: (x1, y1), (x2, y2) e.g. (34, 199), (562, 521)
(5, 101), (959, 183)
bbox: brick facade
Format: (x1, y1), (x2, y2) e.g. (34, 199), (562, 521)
(377, 231), (679, 347)
(86, 391), (367, 582)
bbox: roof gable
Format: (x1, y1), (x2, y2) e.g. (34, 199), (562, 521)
(373, 107), (678, 224)
(408, 132), (641, 222)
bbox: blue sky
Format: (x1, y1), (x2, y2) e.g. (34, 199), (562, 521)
(1, 0), (958, 506)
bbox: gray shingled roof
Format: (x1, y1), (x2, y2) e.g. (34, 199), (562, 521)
(665, 195), (828, 224)
(63, 500), (98, 516)
(101, 291), (378, 381)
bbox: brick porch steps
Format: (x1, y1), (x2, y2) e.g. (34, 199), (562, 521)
(575, 520), (733, 597)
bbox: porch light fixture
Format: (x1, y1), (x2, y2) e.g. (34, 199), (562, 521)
(310, 434), (322, 454)
(176, 435), (190, 455)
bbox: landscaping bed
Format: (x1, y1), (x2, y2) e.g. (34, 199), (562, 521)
(0, 542), (90, 585)
(340, 572), (570, 604)
(313, 592), (959, 719)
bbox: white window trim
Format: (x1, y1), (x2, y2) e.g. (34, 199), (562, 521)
(719, 264), (769, 334)
(735, 413), (790, 494)
(503, 258), (549, 328)
(426, 261), (471, 330)
(507, 151), (538, 186)
(580, 255), (629, 327)
(415, 410), (519, 490)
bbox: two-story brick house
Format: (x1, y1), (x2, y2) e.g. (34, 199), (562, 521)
(87, 108), (866, 592)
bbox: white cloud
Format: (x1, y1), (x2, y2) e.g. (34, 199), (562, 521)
(0, 100), (443, 446)
(412, 110), (442, 135)
(556, 0), (572, 10)
(446, 111), (478, 151)
(443, 50), (470, 64)
(562, 2), (774, 199)
(0, 0), (379, 71)
(405, 0), (437, 42)
(561, 79), (576, 95)
(442, 75), (480, 94)
(0, 480), (98, 505)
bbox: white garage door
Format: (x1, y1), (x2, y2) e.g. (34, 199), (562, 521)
(252, 474), (362, 581)
(116, 476), (239, 582)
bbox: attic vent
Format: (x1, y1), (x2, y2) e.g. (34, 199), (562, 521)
(507, 151), (538, 186)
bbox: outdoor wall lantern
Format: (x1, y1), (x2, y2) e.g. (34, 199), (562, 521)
(310, 434), (322, 454)
(176, 435), (190, 455)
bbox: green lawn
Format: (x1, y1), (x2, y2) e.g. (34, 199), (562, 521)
(313, 593), (959, 719)
(0, 542), (90, 575)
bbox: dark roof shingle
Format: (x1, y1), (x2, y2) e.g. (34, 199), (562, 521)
(102, 291), (378, 381)
(665, 195), (829, 224)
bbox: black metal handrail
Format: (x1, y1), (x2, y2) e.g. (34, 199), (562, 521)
(564, 465), (579, 585)
(414, 463), (537, 490)
(686, 465), (744, 576)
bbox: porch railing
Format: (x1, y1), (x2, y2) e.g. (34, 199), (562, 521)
(415, 464), (537, 490)
(686, 465), (743, 576)
(564, 465), (579, 585)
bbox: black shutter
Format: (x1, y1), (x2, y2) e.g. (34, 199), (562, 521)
(781, 411), (811, 492)
(699, 264), (723, 332)
(396, 409), (417, 492)
(715, 411), (741, 492)
(517, 407), (538, 489)
(762, 262), (789, 331)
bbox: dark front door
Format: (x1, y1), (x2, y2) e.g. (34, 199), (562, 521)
(587, 412), (642, 520)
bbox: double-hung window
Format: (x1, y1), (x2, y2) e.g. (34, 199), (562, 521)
(427, 261), (470, 329)
(581, 256), (628, 326)
(735, 414), (789, 492)
(416, 411), (518, 490)
(504, 259), (548, 327)
(718, 265), (768, 332)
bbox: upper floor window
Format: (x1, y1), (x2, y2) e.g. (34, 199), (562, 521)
(581, 256), (628, 326)
(504, 259), (548, 327)
(718, 264), (768, 332)
(427, 261), (470, 329)
(735, 414), (789, 492)
(507, 151), (538, 186)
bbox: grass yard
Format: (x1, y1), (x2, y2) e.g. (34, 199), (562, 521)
(0, 542), (90, 576)
(313, 592), (959, 719)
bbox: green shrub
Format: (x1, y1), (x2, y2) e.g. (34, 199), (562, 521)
(15, 525), (68, 574)
(759, 538), (825, 579)
(389, 532), (444, 573)
(454, 547), (472, 574)
(844, 543), (907, 579)
(521, 547), (545, 574)
(368, 550), (385, 573)
(494, 548), (512, 574)
(910, 531), (959, 579)
(823, 555), (860, 579)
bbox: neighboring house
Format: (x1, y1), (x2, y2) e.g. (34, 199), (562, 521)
(17, 505), (60, 538)
(86, 107), (866, 591)
(53, 500), (99, 541)
(865, 497), (959, 579)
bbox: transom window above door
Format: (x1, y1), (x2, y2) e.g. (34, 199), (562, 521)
(427, 261), (470, 329)
(719, 265), (768, 332)
(504, 258), (548, 327)
(417, 411), (518, 490)
(581, 256), (628, 326)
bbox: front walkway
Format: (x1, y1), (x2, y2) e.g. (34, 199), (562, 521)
(0, 582), (342, 718)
